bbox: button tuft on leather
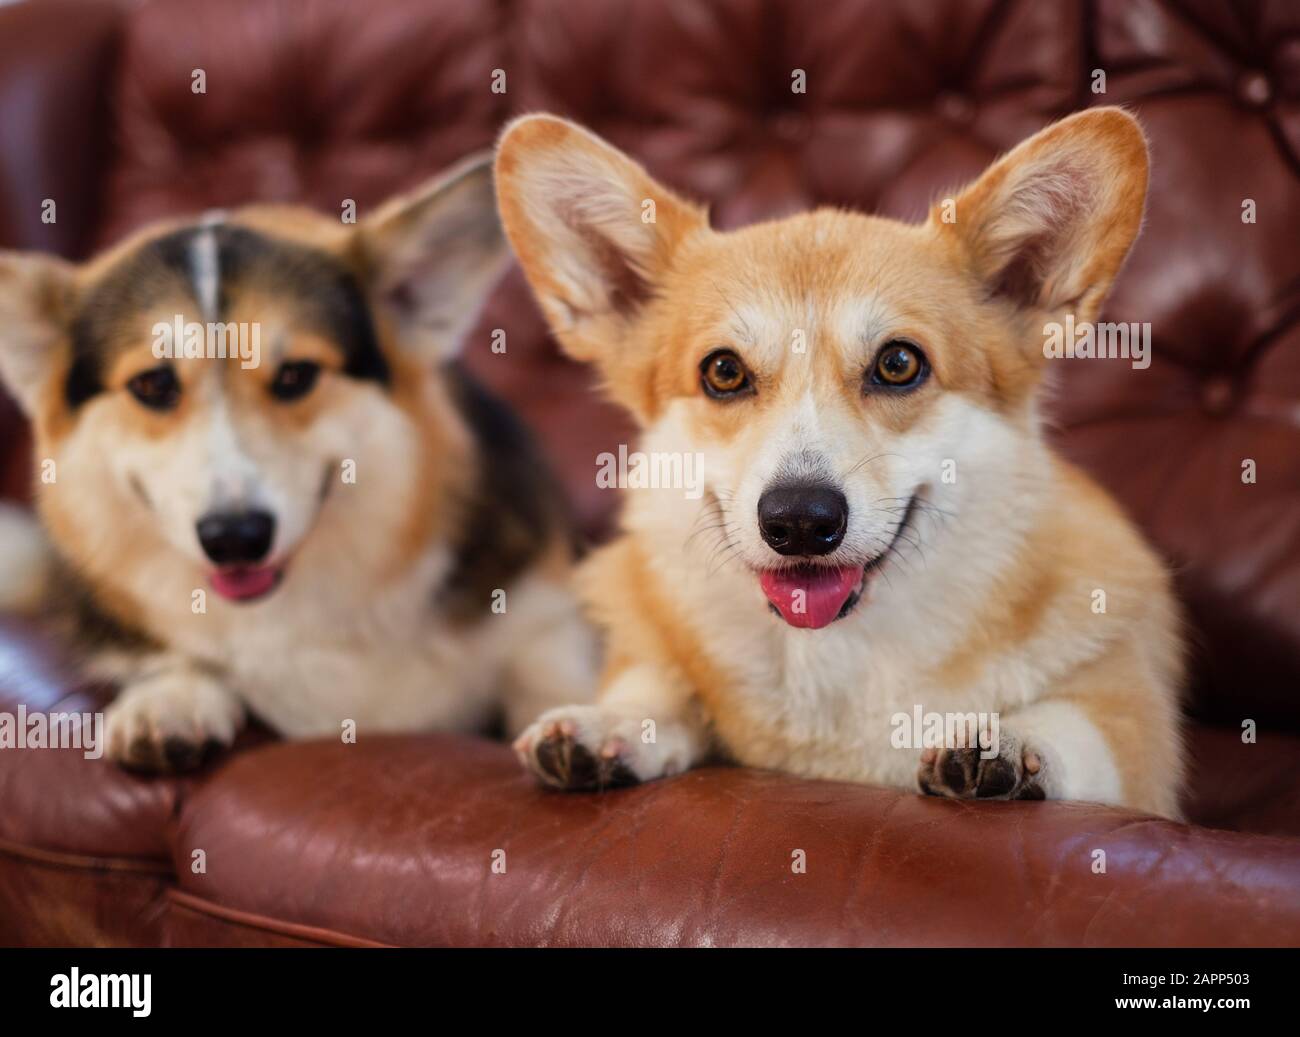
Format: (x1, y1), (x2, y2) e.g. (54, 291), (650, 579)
(1237, 71), (1272, 107)
(1201, 375), (1235, 415)
(937, 91), (975, 126)
(771, 111), (810, 143)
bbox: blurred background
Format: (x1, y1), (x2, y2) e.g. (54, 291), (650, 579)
(0, 0), (1296, 742)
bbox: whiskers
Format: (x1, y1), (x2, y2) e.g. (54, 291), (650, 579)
(846, 451), (903, 476)
(870, 494), (952, 576)
(685, 488), (747, 577)
(679, 484), (954, 585)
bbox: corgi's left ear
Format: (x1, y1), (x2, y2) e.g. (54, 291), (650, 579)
(358, 153), (508, 361)
(0, 251), (75, 417)
(935, 107), (1148, 324)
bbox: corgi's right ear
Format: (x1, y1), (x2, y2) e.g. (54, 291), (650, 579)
(0, 252), (75, 417)
(494, 115), (705, 361)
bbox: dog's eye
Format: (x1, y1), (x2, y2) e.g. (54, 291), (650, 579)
(270, 360), (321, 401)
(126, 366), (181, 411)
(701, 350), (751, 398)
(869, 341), (927, 389)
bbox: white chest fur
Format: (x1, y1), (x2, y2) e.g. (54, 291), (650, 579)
(130, 549), (502, 737)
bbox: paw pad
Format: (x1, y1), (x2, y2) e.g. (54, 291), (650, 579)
(517, 716), (642, 791)
(918, 745), (1044, 801)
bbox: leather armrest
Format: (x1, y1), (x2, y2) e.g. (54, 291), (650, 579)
(3, 618), (1298, 946)
(171, 735), (1300, 947)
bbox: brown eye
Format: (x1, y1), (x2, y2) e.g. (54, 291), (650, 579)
(270, 360), (321, 401)
(126, 365), (181, 410)
(870, 341), (927, 389)
(700, 350), (751, 398)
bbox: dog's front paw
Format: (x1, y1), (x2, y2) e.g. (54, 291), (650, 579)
(513, 705), (665, 791)
(917, 734), (1046, 802)
(105, 667), (244, 772)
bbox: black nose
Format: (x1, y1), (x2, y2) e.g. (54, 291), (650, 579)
(757, 484), (848, 556)
(196, 510), (276, 566)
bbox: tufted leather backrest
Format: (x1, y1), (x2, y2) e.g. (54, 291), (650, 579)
(0, 0), (1296, 726)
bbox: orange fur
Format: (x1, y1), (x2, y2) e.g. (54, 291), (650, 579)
(501, 109), (1185, 814)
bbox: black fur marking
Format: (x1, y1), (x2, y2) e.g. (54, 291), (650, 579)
(67, 234), (195, 407)
(65, 223), (389, 409)
(437, 365), (577, 623)
(215, 226), (389, 385)
(64, 354), (104, 408)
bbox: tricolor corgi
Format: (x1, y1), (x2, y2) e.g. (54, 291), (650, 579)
(0, 155), (596, 771)
(496, 109), (1184, 817)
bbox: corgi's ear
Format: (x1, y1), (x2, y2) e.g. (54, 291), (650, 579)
(935, 107), (1148, 324)
(0, 251), (75, 417)
(494, 114), (706, 361)
(358, 153), (508, 361)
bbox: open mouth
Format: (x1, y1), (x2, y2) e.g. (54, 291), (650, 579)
(759, 495), (918, 629)
(209, 565), (284, 603)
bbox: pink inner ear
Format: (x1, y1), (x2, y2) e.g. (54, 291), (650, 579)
(987, 162), (1093, 309)
(572, 220), (651, 317)
(994, 228), (1065, 306)
(553, 189), (654, 317)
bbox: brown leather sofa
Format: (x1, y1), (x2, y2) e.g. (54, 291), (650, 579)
(1, 0), (1297, 947)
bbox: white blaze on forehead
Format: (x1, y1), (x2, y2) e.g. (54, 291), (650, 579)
(721, 300), (764, 349)
(725, 294), (894, 368)
(190, 211), (227, 323)
(833, 294), (896, 357)
(723, 299), (819, 367)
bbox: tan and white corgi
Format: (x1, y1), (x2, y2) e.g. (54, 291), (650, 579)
(497, 109), (1185, 817)
(0, 155), (596, 771)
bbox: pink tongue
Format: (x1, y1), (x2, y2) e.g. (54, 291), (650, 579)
(210, 566), (279, 602)
(760, 565), (863, 629)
